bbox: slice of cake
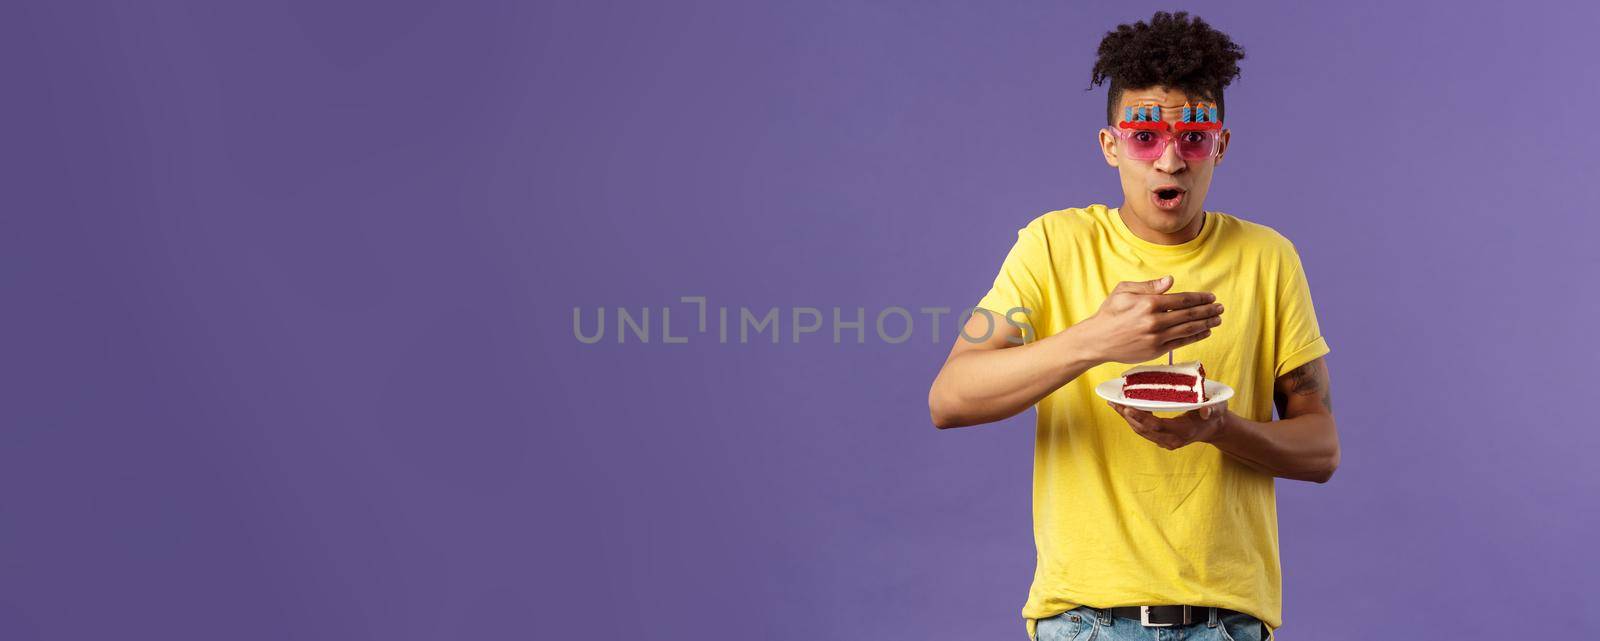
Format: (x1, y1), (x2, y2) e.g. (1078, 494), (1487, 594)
(1121, 361), (1208, 403)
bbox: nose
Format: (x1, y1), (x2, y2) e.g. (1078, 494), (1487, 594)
(1153, 138), (1187, 174)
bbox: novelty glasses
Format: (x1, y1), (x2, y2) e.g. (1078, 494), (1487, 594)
(1105, 126), (1224, 161)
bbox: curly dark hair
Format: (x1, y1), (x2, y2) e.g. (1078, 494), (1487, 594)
(1090, 11), (1245, 125)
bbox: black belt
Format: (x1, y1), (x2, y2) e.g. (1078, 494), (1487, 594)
(1106, 605), (1245, 627)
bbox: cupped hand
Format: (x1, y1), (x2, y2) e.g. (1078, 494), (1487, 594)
(1107, 399), (1229, 450)
(1079, 275), (1223, 364)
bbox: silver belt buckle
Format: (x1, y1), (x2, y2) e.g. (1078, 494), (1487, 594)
(1140, 605), (1184, 627)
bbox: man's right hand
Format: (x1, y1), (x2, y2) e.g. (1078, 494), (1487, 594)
(1079, 275), (1223, 364)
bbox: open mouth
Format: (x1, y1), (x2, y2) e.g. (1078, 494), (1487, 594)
(1152, 187), (1186, 210)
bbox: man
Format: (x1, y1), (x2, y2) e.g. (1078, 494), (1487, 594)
(927, 12), (1338, 641)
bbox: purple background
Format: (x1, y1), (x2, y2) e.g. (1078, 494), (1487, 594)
(5, 1), (1597, 639)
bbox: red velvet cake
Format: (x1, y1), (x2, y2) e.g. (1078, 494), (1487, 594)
(1121, 361), (1208, 403)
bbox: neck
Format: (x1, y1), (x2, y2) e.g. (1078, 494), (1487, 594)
(1116, 205), (1207, 245)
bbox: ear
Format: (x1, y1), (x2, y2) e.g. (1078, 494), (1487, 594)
(1098, 128), (1120, 168)
(1214, 128), (1231, 166)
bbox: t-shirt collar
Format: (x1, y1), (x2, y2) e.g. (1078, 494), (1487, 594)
(1109, 207), (1218, 257)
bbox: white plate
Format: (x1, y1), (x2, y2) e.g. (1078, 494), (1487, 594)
(1095, 377), (1234, 412)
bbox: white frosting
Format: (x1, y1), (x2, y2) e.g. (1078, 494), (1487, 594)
(1122, 360), (1204, 377)
(1123, 384), (1198, 392)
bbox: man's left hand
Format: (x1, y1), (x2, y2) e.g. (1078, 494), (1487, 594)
(1107, 400), (1229, 450)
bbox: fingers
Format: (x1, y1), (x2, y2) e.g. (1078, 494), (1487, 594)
(1108, 402), (1185, 450)
(1159, 315), (1223, 342)
(1112, 275), (1173, 295)
(1190, 400), (1227, 420)
(1155, 302), (1223, 328)
(1110, 402), (1153, 421)
(1109, 402), (1154, 429)
(1150, 291), (1216, 312)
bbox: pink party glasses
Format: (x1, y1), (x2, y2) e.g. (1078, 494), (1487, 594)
(1107, 127), (1224, 161)
(1108, 101), (1225, 161)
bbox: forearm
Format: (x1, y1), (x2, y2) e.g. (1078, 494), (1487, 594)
(1207, 411), (1340, 483)
(929, 324), (1102, 428)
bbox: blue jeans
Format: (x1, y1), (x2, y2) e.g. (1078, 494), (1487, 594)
(1035, 606), (1271, 641)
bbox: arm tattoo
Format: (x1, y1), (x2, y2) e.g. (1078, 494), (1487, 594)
(1274, 359), (1333, 417)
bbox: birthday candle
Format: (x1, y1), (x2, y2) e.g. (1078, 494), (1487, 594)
(1209, 106), (1219, 122)
(1182, 105), (1191, 122)
(1125, 106), (1132, 121)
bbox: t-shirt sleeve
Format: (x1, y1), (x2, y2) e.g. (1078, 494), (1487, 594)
(974, 222), (1052, 339)
(1274, 242), (1331, 378)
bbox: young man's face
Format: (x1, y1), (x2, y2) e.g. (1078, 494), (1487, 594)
(1097, 86), (1231, 237)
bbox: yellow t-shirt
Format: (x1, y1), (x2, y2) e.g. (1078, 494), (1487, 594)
(974, 205), (1329, 641)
